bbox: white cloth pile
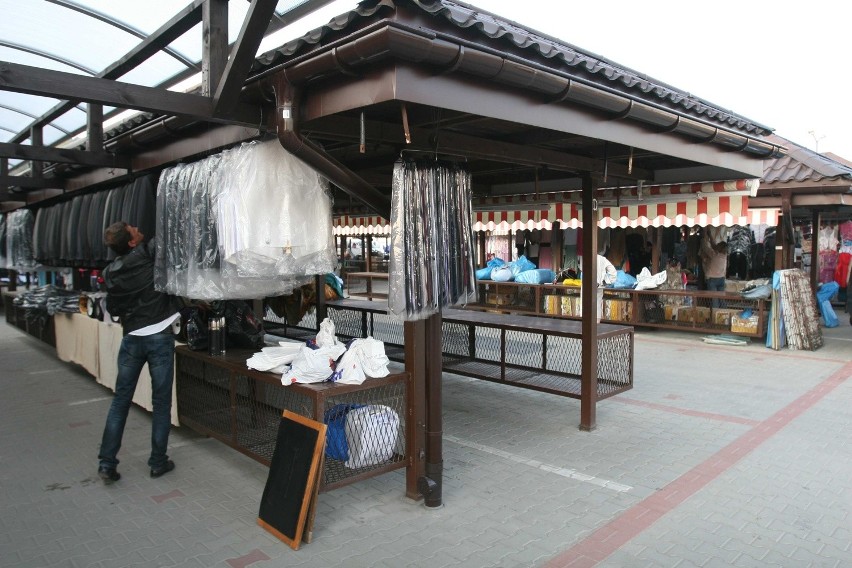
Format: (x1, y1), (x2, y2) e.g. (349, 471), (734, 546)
(246, 341), (302, 374)
(634, 267), (668, 290)
(262, 318), (390, 386)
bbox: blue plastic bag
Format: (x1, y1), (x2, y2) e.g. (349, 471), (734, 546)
(476, 266), (493, 280)
(612, 270), (637, 289)
(515, 269), (556, 284)
(486, 257), (506, 268)
(324, 403), (364, 460)
(491, 266), (514, 282)
(508, 255), (536, 277)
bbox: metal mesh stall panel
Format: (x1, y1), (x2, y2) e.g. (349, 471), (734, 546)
(544, 335), (582, 376)
(175, 356), (233, 437)
(319, 382), (407, 489)
(328, 306), (368, 339)
(231, 375), (312, 464)
(505, 330), (543, 368)
(441, 321), (471, 358)
(473, 325), (501, 363)
(367, 312), (404, 346)
(597, 332), (634, 397)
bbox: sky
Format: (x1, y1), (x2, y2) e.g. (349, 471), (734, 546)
(472, 0), (852, 160)
(285, 0), (852, 161)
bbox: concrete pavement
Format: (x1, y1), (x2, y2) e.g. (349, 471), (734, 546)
(0, 313), (850, 567)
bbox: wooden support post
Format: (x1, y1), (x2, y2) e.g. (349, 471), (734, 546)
(315, 274), (327, 323)
(404, 320), (427, 500)
(30, 126), (43, 179)
(422, 311), (443, 507)
(202, 0), (228, 97)
(579, 174), (599, 431)
(810, 210), (820, 291)
(86, 104), (103, 152)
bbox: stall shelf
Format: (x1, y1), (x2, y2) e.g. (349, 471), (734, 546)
(174, 346), (411, 493)
(472, 281), (768, 338)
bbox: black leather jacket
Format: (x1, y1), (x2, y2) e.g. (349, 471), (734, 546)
(104, 237), (178, 335)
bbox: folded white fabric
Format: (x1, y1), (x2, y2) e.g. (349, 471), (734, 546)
(246, 342), (302, 372)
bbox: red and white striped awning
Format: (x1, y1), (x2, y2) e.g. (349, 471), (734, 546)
(332, 215), (390, 236)
(472, 195), (553, 232)
(334, 180), (777, 234)
(595, 179), (756, 228)
(474, 179), (777, 231)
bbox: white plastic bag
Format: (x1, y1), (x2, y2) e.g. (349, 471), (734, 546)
(281, 343), (345, 385)
(316, 317), (339, 348)
(344, 405), (401, 469)
(329, 338), (390, 385)
(635, 267), (668, 290)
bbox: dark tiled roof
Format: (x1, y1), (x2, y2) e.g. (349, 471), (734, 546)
(255, 0), (773, 136)
(762, 134), (852, 184)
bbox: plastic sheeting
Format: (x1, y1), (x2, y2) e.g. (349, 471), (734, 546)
(155, 139), (337, 300)
(388, 160), (476, 320)
(5, 209), (37, 270)
(0, 213), (6, 269)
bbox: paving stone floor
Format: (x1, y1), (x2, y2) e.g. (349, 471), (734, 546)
(1, 311), (850, 568)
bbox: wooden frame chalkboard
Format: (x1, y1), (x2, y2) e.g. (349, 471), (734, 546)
(257, 410), (327, 550)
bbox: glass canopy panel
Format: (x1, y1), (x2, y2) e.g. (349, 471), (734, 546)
(0, 1), (139, 75)
(0, 0), (355, 165)
(120, 52), (190, 89)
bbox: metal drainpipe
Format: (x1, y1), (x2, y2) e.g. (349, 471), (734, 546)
(422, 311), (444, 507)
(272, 77), (391, 220)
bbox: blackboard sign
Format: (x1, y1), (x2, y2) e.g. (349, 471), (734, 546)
(258, 410), (327, 550)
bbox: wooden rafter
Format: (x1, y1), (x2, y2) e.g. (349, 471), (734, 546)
(0, 142), (129, 168)
(0, 62), (262, 128)
(212, 0), (278, 115)
(0, 174), (64, 190)
(8, 0), (206, 145)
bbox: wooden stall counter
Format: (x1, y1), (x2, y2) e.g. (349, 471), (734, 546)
(174, 345), (411, 493)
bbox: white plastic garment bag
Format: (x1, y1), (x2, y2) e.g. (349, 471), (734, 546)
(344, 405), (401, 469)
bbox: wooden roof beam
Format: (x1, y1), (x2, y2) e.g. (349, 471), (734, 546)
(8, 0), (205, 145)
(0, 174), (65, 190)
(212, 0), (278, 116)
(0, 62), (262, 127)
(0, 142), (129, 168)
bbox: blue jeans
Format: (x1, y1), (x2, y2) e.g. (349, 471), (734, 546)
(706, 277), (726, 308)
(98, 330), (175, 471)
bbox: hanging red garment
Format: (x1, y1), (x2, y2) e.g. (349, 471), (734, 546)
(835, 252), (851, 288)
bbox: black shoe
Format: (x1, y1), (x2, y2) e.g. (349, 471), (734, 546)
(150, 460), (175, 478)
(98, 466), (121, 484)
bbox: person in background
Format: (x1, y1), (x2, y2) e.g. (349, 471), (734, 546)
(701, 233), (728, 308)
(97, 222), (181, 484)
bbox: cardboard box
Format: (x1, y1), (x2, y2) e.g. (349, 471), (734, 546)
(486, 291), (516, 306)
(713, 308), (739, 327)
(543, 295), (562, 315)
(604, 299), (632, 322)
(677, 306), (711, 324)
(731, 314), (759, 334)
(562, 295), (580, 317)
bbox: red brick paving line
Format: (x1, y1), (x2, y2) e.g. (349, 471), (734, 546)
(226, 549), (271, 568)
(612, 398), (761, 426)
(544, 360), (852, 568)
